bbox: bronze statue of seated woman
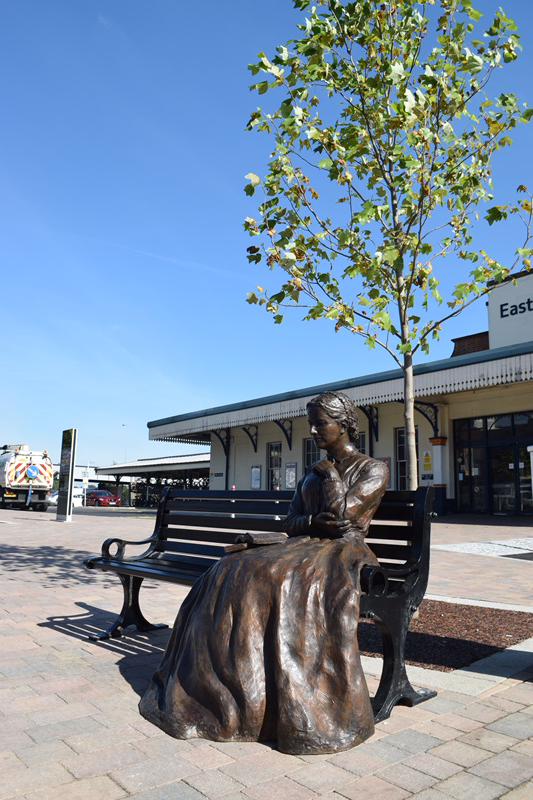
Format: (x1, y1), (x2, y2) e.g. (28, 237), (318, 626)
(139, 390), (389, 754)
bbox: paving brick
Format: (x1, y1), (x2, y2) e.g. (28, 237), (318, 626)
(61, 743), (144, 779)
(499, 782), (533, 799)
(418, 694), (468, 716)
(180, 743), (235, 769)
(458, 729), (518, 754)
(220, 751), (301, 788)
(335, 773), (411, 800)
(29, 700), (101, 726)
(412, 720), (462, 742)
(358, 740), (413, 766)
(64, 724), (147, 754)
(15, 740), (75, 766)
(436, 713), (483, 733)
(435, 771), (506, 799)
(488, 712), (533, 740)
(404, 790), (451, 800)
(482, 696), (525, 715)
(28, 715), (108, 743)
(469, 749), (533, 789)
(510, 740), (533, 757)
(134, 735), (197, 759)
(381, 729), (443, 754)
(0, 729), (34, 751)
(290, 762), (356, 794)
(428, 740), (492, 768)
(455, 702), (508, 724)
(110, 754), (200, 794)
(118, 783), (207, 800)
(378, 763), (437, 792)
(497, 683), (533, 705)
(403, 752), (462, 780)
(327, 745), (389, 776)
(184, 769), (245, 798)
(1, 762), (73, 799)
(243, 776), (317, 799)
(211, 741), (272, 758)
(0, 751), (23, 771)
(24, 775), (127, 800)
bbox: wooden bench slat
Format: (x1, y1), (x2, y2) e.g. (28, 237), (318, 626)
(155, 541), (229, 557)
(103, 560), (202, 584)
(161, 529), (245, 545)
(167, 489), (294, 501)
(367, 542), (411, 561)
(151, 555), (218, 570)
(167, 498), (292, 515)
(366, 523), (412, 541)
(163, 512), (285, 532)
(372, 505), (416, 521)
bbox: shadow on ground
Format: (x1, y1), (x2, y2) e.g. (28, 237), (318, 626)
(0, 543), (123, 587)
(39, 602), (170, 696)
(39, 601), (524, 701)
(358, 622), (504, 672)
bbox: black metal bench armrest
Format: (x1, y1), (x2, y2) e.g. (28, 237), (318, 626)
(384, 562), (420, 579)
(101, 536), (158, 561)
(360, 565), (388, 597)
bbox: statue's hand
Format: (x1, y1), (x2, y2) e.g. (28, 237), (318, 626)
(312, 512), (351, 537)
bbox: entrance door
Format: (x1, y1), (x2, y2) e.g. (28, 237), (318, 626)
(489, 446), (517, 514)
(518, 445), (533, 514)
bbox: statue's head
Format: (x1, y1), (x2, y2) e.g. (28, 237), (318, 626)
(306, 391), (359, 445)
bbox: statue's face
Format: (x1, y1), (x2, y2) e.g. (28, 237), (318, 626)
(308, 406), (345, 450)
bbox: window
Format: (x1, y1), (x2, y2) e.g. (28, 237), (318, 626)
(303, 437), (320, 473)
(267, 442), (282, 491)
(394, 427), (419, 490)
(358, 432), (366, 455)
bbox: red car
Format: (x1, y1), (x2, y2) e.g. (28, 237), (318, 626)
(85, 489), (122, 507)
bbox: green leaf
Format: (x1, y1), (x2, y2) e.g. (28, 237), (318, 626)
(485, 206), (507, 225)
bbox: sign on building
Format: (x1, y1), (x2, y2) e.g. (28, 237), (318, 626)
(488, 271), (533, 349)
(57, 428), (78, 522)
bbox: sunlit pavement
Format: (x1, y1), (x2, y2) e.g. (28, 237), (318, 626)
(1, 507), (532, 800)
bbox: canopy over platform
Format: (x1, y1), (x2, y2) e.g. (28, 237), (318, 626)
(95, 453), (210, 480)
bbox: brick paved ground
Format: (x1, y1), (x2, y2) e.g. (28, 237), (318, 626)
(1, 507), (532, 799)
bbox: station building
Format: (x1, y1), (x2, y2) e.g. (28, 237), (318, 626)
(147, 273), (533, 516)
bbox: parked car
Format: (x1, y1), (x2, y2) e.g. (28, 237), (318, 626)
(47, 488), (84, 508)
(85, 489), (122, 507)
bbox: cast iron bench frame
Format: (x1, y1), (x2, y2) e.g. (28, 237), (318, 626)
(84, 486), (436, 722)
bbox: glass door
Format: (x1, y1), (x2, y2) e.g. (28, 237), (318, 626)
(489, 446), (516, 514)
(518, 445), (533, 514)
(456, 446), (488, 512)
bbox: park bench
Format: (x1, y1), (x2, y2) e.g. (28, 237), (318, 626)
(84, 486), (436, 722)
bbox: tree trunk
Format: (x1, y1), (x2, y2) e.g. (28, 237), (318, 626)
(403, 353), (418, 490)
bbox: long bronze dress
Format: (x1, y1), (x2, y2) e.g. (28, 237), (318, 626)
(139, 452), (389, 754)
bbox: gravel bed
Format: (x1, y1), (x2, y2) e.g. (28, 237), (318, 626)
(358, 598), (533, 672)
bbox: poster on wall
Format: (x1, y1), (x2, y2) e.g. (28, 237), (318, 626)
(285, 462), (297, 490)
(251, 465), (261, 490)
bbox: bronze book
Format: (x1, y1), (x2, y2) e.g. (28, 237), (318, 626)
(226, 531), (288, 551)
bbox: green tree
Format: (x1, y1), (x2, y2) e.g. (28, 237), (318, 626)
(244, 0), (532, 489)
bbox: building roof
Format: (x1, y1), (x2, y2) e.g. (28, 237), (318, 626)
(95, 453), (210, 477)
(148, 339), (533, 444)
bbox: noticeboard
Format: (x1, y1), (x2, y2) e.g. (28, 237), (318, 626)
(57, 429), (78, 522)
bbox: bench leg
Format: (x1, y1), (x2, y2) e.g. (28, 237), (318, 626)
(370, 605), (437, 723)
(89, 575), (169, 641)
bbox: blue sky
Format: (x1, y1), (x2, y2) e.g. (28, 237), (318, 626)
(0, 0), (531, 466)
